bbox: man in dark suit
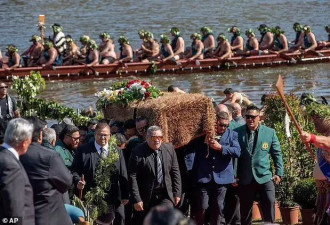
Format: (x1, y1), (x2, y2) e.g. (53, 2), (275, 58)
(20, 117), (73, 225)
(234, 105), (284, 225)
(129, 125), (182, 225)
(0, 118), (34, 225)
(185, 112), (241, 225)
(72, 123), (129, 225)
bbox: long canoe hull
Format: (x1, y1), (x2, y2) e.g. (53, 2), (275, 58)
(1, 49), (329, 81)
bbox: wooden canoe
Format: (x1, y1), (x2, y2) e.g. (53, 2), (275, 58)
(0, 49), (329, 81)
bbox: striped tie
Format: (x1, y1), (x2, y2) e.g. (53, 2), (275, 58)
(248, 131), (255, 154)
(156, 151), (163, 184)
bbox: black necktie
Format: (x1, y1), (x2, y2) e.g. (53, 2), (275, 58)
(155, 151), (163, 184)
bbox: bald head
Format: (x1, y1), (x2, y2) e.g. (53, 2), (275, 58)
(231, 103), (242, 117)
(216, 104), (229, 114)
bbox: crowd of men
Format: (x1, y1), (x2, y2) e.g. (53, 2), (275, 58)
(0, 23), (330, 70)
(0, 81), (329, 225)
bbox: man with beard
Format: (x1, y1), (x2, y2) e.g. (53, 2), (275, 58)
(258, 24), (273, 51)
(55, 125), (80, 170)
(170, 27), (185, 61)
(38, 38), (62, 67)
(185, 33), (204, 60)
(200, 26), (215, 58)
(228, 26), (244, 54)
(213, 33), (232, 60)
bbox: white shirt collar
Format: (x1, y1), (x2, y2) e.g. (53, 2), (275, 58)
(2, 142), (19, 160)
(94, 141), (109, 156)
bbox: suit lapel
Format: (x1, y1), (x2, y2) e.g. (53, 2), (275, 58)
(255, 125), (264, 153)
(146, 146), (156, 176)
(160, 144), (167, 175)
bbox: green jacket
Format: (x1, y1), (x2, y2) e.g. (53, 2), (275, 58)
(55, 140), (74, 168)
(234, 124), (284, 185)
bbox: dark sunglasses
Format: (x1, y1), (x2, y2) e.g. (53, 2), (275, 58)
(67, 135), (80, 141)
(246, 115), (259, 119)
(0, 86), (8, 89)
(217, 123), (229, 128)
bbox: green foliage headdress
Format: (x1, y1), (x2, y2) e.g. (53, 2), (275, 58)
(138, 29), (146, 39)
(245, 29), (255, 37)
(87, 39), (98, 50)
(6, 44), (18, 53)
(227, 26), (241, 35)
(271, 26), (285, 36)
(325, 25), (330, 32)
(118, 36), (130, 45)
(160, 34), (170, 44)
(170, 27), (180, 35)
(144, 31), (154, 39)
(80, 35), (90, 43)
(190, 32), (202, 40)
(30, 35), (41, 42)
(293, 23), (303, 32)
(200, 26), (213, 34)
(43, 39), (54, 48)
(99, 32), (110, 40)
(258, 24), (271, 34)
(303, 25), (312, 33)
(217, 33), (227, 42)
(51, 23), (62, 33)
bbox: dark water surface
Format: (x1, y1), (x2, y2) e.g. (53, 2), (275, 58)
(0, 0), (329, 109)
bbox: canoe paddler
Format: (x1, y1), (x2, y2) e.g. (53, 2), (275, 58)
(51, 23), (67, 56)
(318, 25), (330, 48)
(118, 36), (133, 63)
(300, 25), (318, 53)
(213, 33), (232, 60)
(99, 32), (116, 65)
(201, 26), (215, 58)
(85, 39), (99, 67)
(21, 35), (44, 67)
(38, 38), (62, 68)
(258, 24), (273, 51)
(170, 27), (185, 61)
(185, 33), (204, 60)
(140, 31), (160, 63)
(159, 34), (174, 62)
(244, 29), (259, 56)
(269, 26), (289, 54)
(228, 26), (244, 54)
(2, 44), (21, 70)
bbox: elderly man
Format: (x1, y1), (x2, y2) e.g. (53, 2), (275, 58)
(20, 117), (72, 225)
(186, 112), (241, 225)
(55, 124), (80, 169)
(0, 118), (34, 225)
(129, 126), (181, 225)
(72, 123), (129, 225)
(0, 82), (20, 143)
(234, 105), (284, 225)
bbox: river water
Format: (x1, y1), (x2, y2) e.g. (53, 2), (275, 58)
(1, 0), (329, 109)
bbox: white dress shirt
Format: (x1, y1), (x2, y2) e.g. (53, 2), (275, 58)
(94, 141), (109, 157)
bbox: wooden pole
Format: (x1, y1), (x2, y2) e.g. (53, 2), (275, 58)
(79, 174), (84, 200)
(275, 75), (316, 161)
(38, 15), (45, 42)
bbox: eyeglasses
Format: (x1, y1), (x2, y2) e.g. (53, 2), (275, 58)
(217, 123), (229, 128)
(0, 86), (8, 89)
(137, 126), (147, 132)
(150, 136), (163, 141)
(67, 135), (80, 141)
(246, 115), (259, 120)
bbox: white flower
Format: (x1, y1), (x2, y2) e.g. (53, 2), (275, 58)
(139, 87), (146, 94)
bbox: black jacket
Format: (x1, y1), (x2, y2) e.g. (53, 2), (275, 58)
(20, 142), (72, 225)
(0, 147), (35, 225)
(128, 142), (182, 209)
(71, 141), (129, 206)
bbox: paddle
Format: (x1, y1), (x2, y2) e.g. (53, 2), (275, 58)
(76, 61), (99, 75)
(79, 174), (84, 200)
(275, 75), (316, 162)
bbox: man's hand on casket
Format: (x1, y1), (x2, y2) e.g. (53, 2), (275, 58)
(209, 139), (222, 151)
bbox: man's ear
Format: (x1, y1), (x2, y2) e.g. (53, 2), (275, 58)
(51, 139), (56, 147)
(38, 131), (43, 144)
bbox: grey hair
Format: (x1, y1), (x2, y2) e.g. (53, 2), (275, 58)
(146, 125), (162, 137)
(42, 128), (56, 144)
(4, 118), (34, 144)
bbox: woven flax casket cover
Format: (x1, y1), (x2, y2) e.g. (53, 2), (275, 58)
(103, 92), (216, 147)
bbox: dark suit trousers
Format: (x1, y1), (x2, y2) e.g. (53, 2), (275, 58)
(224, 185), (241, 225)
(132, 190), (173, 225)
(238, 179), (275, 225)
(191, 181), (228, 225)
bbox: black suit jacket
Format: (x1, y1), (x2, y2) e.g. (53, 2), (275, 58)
(71, 141), (129, 206)
(0, 147), (35, 225)
(20, 142), (73, 225)
(128, 142), (182, 209)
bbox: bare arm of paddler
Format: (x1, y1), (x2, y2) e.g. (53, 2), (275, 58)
(245, 38), (259, 55)
(300, 131), (330, 151)
(9, 52), (21, 69)
(173, 37), (185, 56)
(87, 49), (99, 67)
(270, 34), (289, 54)
(43, 48), (58, 67)
(259, 32), (274, 50)
(100, 41), (111, 57)
(302, 32), (317, 52)
(162, 44), (175, 61)
(189, 42), (204, 60)
(204, 35), (216, 53)
(119, 45), (133, 63)
(218, 42), (232, 60)
(231, 36), (244, 51)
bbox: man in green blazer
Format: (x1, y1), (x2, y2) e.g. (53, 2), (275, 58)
(234, 105), (283, 225)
